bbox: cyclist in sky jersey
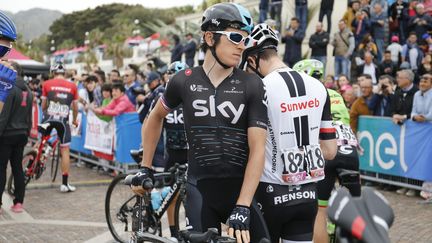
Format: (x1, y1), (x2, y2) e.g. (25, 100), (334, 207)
(41, 62), (79, 192)
(240, 23), (337, 243)
(131, 3), (270, 243)
(293, 59), (361, 243)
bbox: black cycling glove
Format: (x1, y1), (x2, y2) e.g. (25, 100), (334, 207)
(227, 205), (251, 230)
(131, 166), (154, 188)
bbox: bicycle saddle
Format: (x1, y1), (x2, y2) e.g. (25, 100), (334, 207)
(327, 187), (394, 243)
(130, 148), (143, 164)
(37, 122), (52, 135)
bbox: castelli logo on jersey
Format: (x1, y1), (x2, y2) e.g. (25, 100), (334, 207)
(280, 98), (320, 113)
(185, 69), (192, 76)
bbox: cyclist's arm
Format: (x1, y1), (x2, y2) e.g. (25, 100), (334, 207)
(140, 99), (169, 168)
(71, 100), (78, 122)
(41, 98), (47, 112)
(237, 127), (266, 206)
(320, 90), (337, 160)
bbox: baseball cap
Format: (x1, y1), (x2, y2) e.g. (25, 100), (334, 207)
(391, 36), (399, 42)
(422, 33), (431, 40)
(145, 71), (160, 84)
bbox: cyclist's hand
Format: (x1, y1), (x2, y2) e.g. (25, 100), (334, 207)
(72, 120), (79, 127)
(130, 167), (154, 196)
(227, 205), (250, 243)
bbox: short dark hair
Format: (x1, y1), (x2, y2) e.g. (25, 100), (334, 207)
(94, 70), (106, 83)
(101, 83), (112, 92)
(111, 69), (120, 76)
(185, 33), (193, 37)
(409, 31), (417, 37)
(112, 81), (125, 93)
(84, 75), (98, 83)
(172, 34), (180, 44)
(291, 17), (300, 23)
(10, 61), (23, 77)
(128, 64), (139, 75)
(384, 50), (391, 54)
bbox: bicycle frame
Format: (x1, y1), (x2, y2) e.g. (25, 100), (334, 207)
(25, 133), (59, 178)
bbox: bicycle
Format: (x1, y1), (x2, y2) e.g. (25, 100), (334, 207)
(327, 187), (394, 243)
(105, 149), (188, 243)
(7, 122), (61, 195)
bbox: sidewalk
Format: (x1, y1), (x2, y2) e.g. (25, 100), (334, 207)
(2, 161), (432, 242)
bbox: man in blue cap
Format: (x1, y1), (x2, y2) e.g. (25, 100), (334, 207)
(0, 11), (18, 113)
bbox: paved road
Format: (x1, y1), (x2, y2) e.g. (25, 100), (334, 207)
(1, 162), (432, 242)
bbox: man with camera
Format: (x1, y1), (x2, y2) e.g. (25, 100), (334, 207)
(368, 75), (395, 117)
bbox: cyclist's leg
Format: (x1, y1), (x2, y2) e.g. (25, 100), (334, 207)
(281, 201), (318, 243)
(249, 199), (271, 242)
(185, 179), (202, 232)
(197, 178), (242, 234)
(337, 148), (361, 197)
(55, 121), (74, 190)
(0, 138), (12, 208)
(9, 134), (28, 205)
(314, 162), (337, 243)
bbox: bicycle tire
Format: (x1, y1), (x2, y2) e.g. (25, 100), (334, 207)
(105, 173), (137, 243)
(174, 189), (187, 233)
(7, 150), (37, 196)
(50, 141), (60, 182)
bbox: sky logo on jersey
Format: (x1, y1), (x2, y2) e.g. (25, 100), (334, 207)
(280, 98), (320, 113)
(165, 110), (183, 124)
(192, 95), (245, 124)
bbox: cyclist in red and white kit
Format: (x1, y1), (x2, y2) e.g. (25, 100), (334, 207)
(240, 23), (337, 243)
(41, 62), (78, 192)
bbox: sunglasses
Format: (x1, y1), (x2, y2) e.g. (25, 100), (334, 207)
(212, 31), (250, 46)
(0, 43), (12, 58)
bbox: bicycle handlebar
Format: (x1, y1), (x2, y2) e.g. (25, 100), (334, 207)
(124, 175), (153, 189)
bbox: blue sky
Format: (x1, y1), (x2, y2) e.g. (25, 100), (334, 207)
(2, 0), (203, 13)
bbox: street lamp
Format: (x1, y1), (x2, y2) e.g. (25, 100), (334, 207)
(133, 19), (140, 36)
(50, 39), (56, 52)
(84, 31), (90, 46)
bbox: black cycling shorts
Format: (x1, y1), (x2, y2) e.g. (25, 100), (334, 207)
(197, 178), (270, 243)
(317, 146), (361, 205)
(255, 182), (318, 242)
(40, 120), (71, 146)
(164, 148), (188, 172)
(185, 181), (202, 232)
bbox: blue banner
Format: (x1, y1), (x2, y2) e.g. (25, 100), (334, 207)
(114, 113), (142, 164)
(70, 112), (92, 155)
(358, 116), (432, 181)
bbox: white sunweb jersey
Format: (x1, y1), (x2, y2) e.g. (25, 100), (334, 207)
(261, 67), (336, 186)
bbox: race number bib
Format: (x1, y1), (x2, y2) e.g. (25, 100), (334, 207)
(281, 144), (325, 185)
(335, 124), (357, 147)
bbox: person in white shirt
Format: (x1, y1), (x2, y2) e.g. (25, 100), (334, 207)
(387, 35), (403, 65)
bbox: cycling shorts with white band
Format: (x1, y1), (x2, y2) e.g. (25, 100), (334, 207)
(256, 182), (318, 242)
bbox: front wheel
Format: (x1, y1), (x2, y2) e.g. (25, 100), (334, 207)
(50, 141), (60, 182)
(7, 150), (37, 196)
(105, 173), (137, 243)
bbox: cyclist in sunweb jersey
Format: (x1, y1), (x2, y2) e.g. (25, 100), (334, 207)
(293, 59), (361, 243)
(41, 62), (78, 192)
(131, 3), (270, 242)
(240, 23), (337, 243)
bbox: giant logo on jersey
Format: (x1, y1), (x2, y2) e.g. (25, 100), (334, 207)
(280, 98), (320, 113)
(192, 95), (245, 124)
